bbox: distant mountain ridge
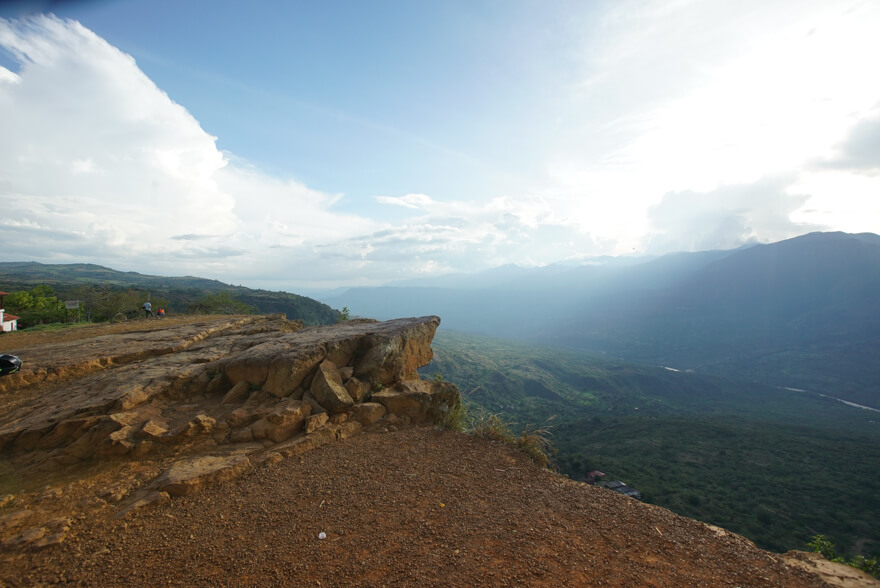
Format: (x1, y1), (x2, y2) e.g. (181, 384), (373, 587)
(325, 231), (880, 407)
(0, 261), (340, 325)
(0, 262), (236, 290)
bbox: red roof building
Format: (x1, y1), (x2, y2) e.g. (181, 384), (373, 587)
(0, 291), (19, 332)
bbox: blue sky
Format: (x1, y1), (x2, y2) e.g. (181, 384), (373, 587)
(55, 1), (581, 203)
(1, 0), (879, 289)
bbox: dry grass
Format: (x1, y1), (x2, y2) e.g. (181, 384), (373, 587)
(467, 409), (556, 469)
(513, 418), (557, 470)
(468, 410), (515, 444)
(438, 400), (470, 432)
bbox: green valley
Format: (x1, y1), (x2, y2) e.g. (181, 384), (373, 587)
(420, 329), (880, 560)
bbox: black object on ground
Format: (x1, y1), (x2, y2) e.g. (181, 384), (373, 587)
(0, 354), (21, 376)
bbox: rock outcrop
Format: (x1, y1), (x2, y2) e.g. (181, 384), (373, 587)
(0, 315), (458, 547)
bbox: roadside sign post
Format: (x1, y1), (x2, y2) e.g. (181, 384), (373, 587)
(64, 300), (80, 323)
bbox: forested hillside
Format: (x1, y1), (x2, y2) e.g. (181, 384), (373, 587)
(0, 262), (340, 326)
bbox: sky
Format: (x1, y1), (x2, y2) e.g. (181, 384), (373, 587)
(1, 0), (879, 290)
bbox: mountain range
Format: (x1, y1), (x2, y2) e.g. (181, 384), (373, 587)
(323, 231), (880, 408)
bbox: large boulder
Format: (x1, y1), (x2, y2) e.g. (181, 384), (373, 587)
(251, 400), (311, 443)
(345, 377), (370, 402)
(372, 380), (461, 424)
(0, 315), (454, 511)
(212, 316), (441, 394)
(350, 402), (386, 426)
(309, 360), (354, 414)
(222, 340), (327, 398)
(152, 455), (252, 497)
(353, 317), (440, 385)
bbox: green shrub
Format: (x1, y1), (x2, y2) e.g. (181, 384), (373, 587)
(851, 555), (880, 577)
(808, 535), (879, 578)
(808, 534), (844, 563)
(438, 401), (469, 432)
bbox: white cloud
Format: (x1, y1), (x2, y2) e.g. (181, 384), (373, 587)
(329, 193), (602, 279)
(646, 177), (823, 253)
(821, 108), (880, 175)
(0, 15), (378, 284)
(375, 193), (435, 210)
(626, 1), (880, 192)
(790, 171), (880, 233)
(545, 0), (880, 252)
(0, 65), (20, 83)
(0, 16), (236, 254)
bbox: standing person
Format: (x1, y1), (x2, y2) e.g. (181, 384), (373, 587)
(143, 300), (153, 318)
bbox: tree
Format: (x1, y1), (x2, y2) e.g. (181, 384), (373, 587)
(188, 293), (255, 315)
(65, 285), (167, 322)
(5, 285), (65, 327)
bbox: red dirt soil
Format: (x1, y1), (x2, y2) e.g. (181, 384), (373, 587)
(0, 426), (843, 587)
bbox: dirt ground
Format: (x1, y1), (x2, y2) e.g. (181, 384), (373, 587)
(2, 315), (227, 349)
(0, 426), (851, 587)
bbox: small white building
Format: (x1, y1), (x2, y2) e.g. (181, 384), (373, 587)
(0, 291), (19, 332)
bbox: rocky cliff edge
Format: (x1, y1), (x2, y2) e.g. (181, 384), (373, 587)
(0, 315), (458, 545)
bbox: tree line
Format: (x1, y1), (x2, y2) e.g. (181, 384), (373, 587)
(3, 284), (256, 328)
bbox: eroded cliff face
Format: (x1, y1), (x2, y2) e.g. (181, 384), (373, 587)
(0, 315), (459, 549)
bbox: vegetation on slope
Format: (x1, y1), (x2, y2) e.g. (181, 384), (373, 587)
(438, 399), (556, 469)
(0, 262), (340, 326)
(420, 329), (880, 561)
(331, 232), (880, 409)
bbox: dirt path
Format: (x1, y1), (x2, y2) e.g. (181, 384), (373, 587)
(1, 426), (835, 587)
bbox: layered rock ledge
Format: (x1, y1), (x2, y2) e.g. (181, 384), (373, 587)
(0, 315), (460, 550)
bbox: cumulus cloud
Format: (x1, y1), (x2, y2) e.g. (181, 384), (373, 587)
(822, 109), (880, 175)
(0, 16), (236, 259)
(353, 193), (600, 277)
(0, 15), (379, 284)
(645, 177), (824, 254)
(546, 0), (880, 251)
